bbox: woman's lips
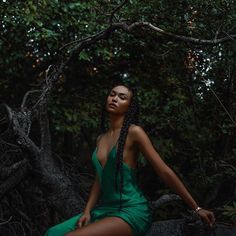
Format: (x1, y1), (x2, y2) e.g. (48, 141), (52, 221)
(109, 103), (117, 108)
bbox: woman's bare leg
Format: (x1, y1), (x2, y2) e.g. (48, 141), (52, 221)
(64, 216), (133, 236)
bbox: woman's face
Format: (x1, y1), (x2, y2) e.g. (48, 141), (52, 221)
(106, 85), (133, 115)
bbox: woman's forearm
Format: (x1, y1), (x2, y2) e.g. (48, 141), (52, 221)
(160, 166), (199, 210)
(84, 173), (101, 213)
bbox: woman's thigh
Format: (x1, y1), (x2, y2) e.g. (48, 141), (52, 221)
(65, 216), (133, 236)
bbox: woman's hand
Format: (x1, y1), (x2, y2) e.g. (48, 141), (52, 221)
(196, 208), (215, 228)
(76, 211), (91, 228)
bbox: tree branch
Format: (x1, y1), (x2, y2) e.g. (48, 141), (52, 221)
(60, 21), (236, 55)
(109, 0), (129, 24)
(39, 102), (52, 154)
(150, 194), (182, 209)
(112, 21), (236, 45)
(0, 216), (13, 226)
(0, 160), (29, 200)
(0, 159), (28, 180)
(21, 90), (43, 110)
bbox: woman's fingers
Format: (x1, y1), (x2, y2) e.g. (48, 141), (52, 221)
(198, 209), (216, 228)
(77, 215), (91, 228)
(202, 211), (215, 227)
(84, 216), (91, 226)
(204, 213), (211, 225)
(208, 212), (215, 225)
(77, 220), (82, 227)
(78, 217), (85, 227)
(84, 219), (89, 226)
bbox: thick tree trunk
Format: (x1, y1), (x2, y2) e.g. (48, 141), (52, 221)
(0, 103), (85, 218)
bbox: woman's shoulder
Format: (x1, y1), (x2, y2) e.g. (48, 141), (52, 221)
(128, 124), (147, 143)
(129, 124), (145, 134)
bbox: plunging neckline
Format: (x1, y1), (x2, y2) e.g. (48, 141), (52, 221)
(94, 145), (136, 171)
(94, 144), (117, 169)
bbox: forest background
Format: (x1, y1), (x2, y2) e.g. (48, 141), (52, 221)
(0, 0), (235, 235)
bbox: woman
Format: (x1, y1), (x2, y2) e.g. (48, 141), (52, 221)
(45, 83), (215, 236)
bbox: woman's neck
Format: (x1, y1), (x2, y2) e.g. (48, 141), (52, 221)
(108, 114), (124, 132)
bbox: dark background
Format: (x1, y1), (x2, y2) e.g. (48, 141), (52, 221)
(0, 0), (235, 235)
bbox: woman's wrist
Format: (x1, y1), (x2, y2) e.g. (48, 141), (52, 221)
(194, 206), (203, 213)
(84, 207), (91, 214)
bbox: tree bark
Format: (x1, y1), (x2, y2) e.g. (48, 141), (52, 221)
(146, 220), (236, 236)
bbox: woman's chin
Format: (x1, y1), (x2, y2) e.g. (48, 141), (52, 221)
(107, 105), (116, 111)
(107, 108), (116, 113)
(106, 107), (119, 114)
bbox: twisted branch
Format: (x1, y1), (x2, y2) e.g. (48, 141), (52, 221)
(109, 0), (129, 24)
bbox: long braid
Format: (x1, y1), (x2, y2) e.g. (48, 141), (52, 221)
(100, 82), (140, 211)
(115, 86), (139, 211)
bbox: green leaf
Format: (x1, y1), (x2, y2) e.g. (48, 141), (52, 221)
(79, 51), (90, 61)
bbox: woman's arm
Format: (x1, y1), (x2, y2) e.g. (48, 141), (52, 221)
(131, 125), (215, 226)
(83, 172), (101, 213)
(76, 173), (101, 227)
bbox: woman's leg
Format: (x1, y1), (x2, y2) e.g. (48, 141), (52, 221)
(44, 213), (83, 236)
(64, 216), (133, 236)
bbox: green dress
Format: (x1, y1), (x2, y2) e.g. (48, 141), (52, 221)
(44, 143), (153, 236)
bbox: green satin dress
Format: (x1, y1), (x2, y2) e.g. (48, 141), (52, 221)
(45, 142), (153, 236)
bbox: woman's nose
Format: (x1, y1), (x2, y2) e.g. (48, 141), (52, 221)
(112, 96), (118, 102)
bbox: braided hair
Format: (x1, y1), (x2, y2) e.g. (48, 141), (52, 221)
(100, 81), (140, 211)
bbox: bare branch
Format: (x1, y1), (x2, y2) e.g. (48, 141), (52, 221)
(222, 30), (236, 42)
(0, 160), (29, 200)
(201, 79), (236, 127)
(109, 0), (129, 24)
(0, 159), (28, 179)
(217, 160), (236, 171)
(0, 216), (13, 226)
(0, 103), (13, 133)
(151, 194), (182, 209)
(11, 109), (40, 154)
(112, 21), (236, 44)
(214, 24), (224, 41)
(39, 102), (52, 154)
(60, 21), (236, 56)
(59, 27), (111, 51)
(21, 90), (42, 110)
